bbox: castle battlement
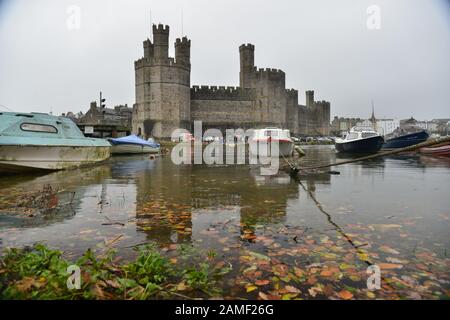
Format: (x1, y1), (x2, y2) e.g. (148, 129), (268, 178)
(153, 23), (169, 34)
(254, 68), (285, 80)
(286, 89), (298, 99)
(191, 85), (255, 101)
(143, 38), (152, 47)
(239, 43), (255, 51)
(175, 37), (191, 46)
(134, 58), (149, 68)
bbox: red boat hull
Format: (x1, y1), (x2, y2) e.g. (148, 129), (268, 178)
(420, 143), (450, 157)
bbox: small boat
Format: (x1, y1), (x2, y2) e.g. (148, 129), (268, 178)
(109, 135), (160, 154)
(0, 112), (110, 173)
(382, 130), (429, 149)
(249, 128), (294, 157)
(420, 142), (450, 157)
(335, 126), (384, 153)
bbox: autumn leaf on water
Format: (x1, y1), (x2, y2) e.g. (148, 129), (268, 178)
(378, 263), (403, 270)
(379, 245), (400, 255)
(285, 285), (301, 294)
(246, 285), (258, 293)
(255, 279), (270, 286)
(320, 270), (333, 277)
(258, 292), (269, 300)
(293, 266), (305, 278)
(338, 290), (353, 300)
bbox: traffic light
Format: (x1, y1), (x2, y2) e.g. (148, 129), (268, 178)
(100, 91), (106, 108)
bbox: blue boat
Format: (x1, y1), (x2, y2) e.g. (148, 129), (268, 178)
(335, 126), (384, 154)
(108, 135), (160, 154)
(0, 112), (111, 172)
(382, 130), (429, 149)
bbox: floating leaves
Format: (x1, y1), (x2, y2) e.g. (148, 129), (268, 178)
(337, 290), (353, 300)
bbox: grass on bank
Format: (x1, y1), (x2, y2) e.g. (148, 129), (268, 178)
(0, 243), (231, 300)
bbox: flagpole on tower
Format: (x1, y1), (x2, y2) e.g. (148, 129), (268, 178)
(181, 8), (184, 37)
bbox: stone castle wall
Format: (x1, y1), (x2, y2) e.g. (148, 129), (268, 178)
(133, 24), (330, 139)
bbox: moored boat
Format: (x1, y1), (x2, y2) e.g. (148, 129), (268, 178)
(109, 135), (160, 154)
(335, 126), (384, 154)
(0, 112), (111, 173)
(249, 128), (294, 157)
(382, 130), (429, 149)
(420, 142), (450, 157)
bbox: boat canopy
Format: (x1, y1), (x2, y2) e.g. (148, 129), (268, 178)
(109, 135), (160, 148)
(0, 112), (110, 147)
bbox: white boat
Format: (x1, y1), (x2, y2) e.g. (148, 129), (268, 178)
(0, 112), (111, 173)
(249, 128), (294, 157)
(109, 135), (160, 154)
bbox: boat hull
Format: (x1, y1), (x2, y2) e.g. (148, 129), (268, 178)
(420, 143), (450, 157)
(335, 136), (384, 153)
(0, 145), (110, 172)
(249, 140), (294, 157)
(110, 143), (160, 154)
(382, 131), (429, 149)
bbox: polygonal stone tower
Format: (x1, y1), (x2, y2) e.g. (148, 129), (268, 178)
(132, 24), (191, 139)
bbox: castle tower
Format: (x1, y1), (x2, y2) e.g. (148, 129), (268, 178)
(175, 37), (191, 67)
(143, 38), (153, 60)
(132, 24), (191, 139)
(306, 90), (314, 108)
(153, 24), (169, 64)
(239, 44), (255, 88)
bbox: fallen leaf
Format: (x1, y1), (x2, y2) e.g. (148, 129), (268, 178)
(285, 285), (301, 293)
(177, 282), (187, 291)
(320, 270), (333, 277)
(378, 263), (403, 270)
(246, 285), (258, 293)
(379, 245), (400, 255)
(15, 277), (36, 293)
(258, 292), (269, 300)
(255, 280), (270, 286)
(338, 290), (353, 300)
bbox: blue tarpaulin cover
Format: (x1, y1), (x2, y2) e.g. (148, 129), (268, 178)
(109, 135), (160, 148)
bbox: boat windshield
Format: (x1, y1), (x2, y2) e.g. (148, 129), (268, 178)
(264, 130), (279, 137)
(346, 132), (358, 140)
(362, 132), (377, 138)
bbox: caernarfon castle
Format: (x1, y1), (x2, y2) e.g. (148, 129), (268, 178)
(132, 24), (330, 139)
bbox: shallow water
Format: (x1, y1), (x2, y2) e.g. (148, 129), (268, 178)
(0, 145), (449, 299)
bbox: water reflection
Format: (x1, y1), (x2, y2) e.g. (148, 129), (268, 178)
(0, 146), (449, 256)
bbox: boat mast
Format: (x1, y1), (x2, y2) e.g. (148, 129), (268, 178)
(370, 100), (377, 132)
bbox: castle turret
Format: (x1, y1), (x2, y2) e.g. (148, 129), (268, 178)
(143, 38), (153, 60)
(153, 24), (169, 64)
(306, 90), (314, 108)
(239, 44), (255, 88)
(175, 37), (191, 68)
(133, 24), (191, 139)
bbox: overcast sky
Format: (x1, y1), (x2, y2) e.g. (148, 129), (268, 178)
(0, 0), (449, 120)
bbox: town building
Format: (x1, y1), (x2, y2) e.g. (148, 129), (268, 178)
(77, 102), (132, 138)
(330, 117), (363, 136)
